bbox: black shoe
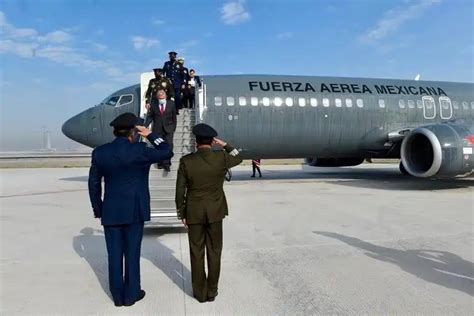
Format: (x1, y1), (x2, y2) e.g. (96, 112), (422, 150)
(207, 292), (218, 302)
(251, 175), (255, 178)
(157, 164), (164, 169)
(193, 295), (207, 303)
(114, 301), (123, 307)
(259, 174), (262, 178)
(164, 165), (171, 172)
(124, 290), (146, 307)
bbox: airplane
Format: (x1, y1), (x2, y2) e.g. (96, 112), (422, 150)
(63, 74), (474, 179)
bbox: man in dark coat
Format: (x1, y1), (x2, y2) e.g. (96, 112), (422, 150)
(175, 123), (243, 303)
(162, 51), (185, 112)
(88, 112), (173, 307)
(144, 88), (177, 171)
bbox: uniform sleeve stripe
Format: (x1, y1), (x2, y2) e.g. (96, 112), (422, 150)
(229, 149), (239, 156)
(154, 138), (164, 145)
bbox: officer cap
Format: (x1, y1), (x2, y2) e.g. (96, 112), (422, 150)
(168, 51), (177, 56)
(153, 68), (162, 72)
(109, 112), (139, 128)
(192, 123), (217, 138)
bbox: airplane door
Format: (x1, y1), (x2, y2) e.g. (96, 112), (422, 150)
(422, 96), (436, 120)
(196, 83), (206, 122)
(438, 96), (453, 119)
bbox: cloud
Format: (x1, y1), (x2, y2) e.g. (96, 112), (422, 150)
(0, 39), (37, 58)
(276, 32), (293, 40)
(131, 36), (160, 50)
(152, 18), (165, 25)
(221, 0), (251, 25)
(0, 11), (38, 39)
(38, 30), (73, 43)
(0, 11), (147, 86)
(359, 0), (441, 44)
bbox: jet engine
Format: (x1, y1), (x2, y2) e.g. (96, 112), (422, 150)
(400, 123), (474, 178)
(305, 157), (364, 167)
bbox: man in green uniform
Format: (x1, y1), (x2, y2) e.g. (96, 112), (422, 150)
(145, 68), (174, 109)
(175, 123), (243, 303)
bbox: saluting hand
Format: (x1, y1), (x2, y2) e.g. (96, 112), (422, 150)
(145, 103), (150, 110)
(135, 125), (151, 137)
(213, 138), (227, 147)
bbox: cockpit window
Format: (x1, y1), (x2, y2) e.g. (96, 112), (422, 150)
(102, 94), (134, 106)
(104, 96), (120, 106)
(117, 94), (133, 106)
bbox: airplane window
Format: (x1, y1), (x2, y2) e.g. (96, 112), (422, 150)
(323, 98), (329, 107)
(285, 97), (293, 107)
(105, 96), (120, 106)
(408, 100), (415, 108)
(262, 97), (270, 106)
(274, 97), (283, 107)
(345, 98), (352, 107)
(452, 101), (459, 109)
(227, 97), (235, 106)
(416, 100), (423, 108)
(117, 94), (133, 106)
(251, 97), (258, 106)
(462, 101), (468, 109)
(378, 99), (385, 108)
(310, 98), (317, 107)
(298, 98), (306, 107)
(441, 100), (450, 109)
(356, 99), (363, 108)
(335, 98), (342, 107)
(399, 100), (406, 108)
(215, 97), (222, 106)
(239, 97), (247, 106)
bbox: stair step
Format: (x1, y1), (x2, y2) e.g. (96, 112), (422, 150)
(151, 198), (175, 209)
(149, 188), (175, 197)
(150, 210), (178, 218)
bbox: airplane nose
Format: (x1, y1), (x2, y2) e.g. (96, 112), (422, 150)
(62, 112), (88, 145)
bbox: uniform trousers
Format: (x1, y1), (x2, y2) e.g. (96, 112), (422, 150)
(187, 219), (223, 301)
(104, 221), (144, 305)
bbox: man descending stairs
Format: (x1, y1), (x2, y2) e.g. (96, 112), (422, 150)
(148, 108), (196, 225)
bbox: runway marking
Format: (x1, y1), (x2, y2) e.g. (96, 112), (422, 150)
(0, 189), (88, 198)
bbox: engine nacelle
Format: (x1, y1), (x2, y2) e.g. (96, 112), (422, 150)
(401, 123), (474, 178)
(305, 157), (364, 167)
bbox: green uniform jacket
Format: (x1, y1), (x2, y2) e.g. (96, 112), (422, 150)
(175, 144), (243, 224)
(145, 77), (175, 103)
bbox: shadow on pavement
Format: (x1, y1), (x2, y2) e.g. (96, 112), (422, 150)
(73, 226), (192, 302)
(231, 168), (474, 191)
(314, 231), (474, 296)
(72, 227), (111, 300)
(60, 176), (89, 182)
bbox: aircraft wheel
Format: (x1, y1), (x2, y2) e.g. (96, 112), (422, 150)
(399, 161), (409, 176)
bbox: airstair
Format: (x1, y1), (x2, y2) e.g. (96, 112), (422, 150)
(148, 108), (195, 224)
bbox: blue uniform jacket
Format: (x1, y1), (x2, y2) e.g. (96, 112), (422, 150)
(163, 61), (186, 88)
(88, 133), (173, 226)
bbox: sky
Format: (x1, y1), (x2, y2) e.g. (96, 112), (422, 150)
(0, 0), (473, 151)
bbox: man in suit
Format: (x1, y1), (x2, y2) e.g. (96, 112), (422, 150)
(175, 124), (243, 303)
(88, 112), (173, 307)
(144, 88), (177, 172)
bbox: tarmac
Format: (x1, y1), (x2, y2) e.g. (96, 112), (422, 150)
(1, 164), (473, 315)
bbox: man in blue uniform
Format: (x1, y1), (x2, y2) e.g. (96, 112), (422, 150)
(88, 112), (173, 307)
(162, 51), (185, 112)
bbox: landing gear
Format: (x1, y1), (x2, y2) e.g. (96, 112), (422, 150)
(399, 161), (409, 175)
